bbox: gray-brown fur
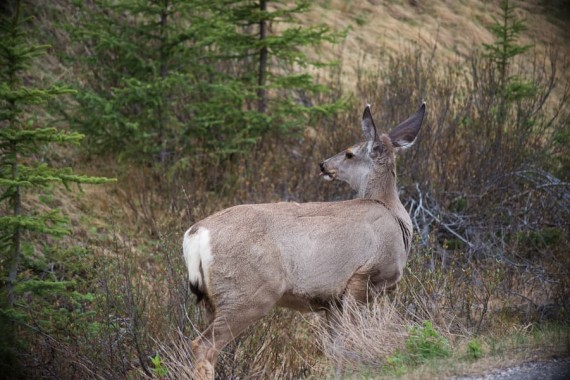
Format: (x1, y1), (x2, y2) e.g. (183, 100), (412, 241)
(184, 103), (426, 379)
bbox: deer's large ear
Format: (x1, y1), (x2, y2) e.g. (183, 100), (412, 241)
(361, 104), (378, 141)
(389, 102), (426, 150)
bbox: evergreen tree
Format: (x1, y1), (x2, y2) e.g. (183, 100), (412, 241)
(0, 2), (113, 374)
(66, 0), (344, 163)
(482, 0), (534, 146)
(215, 0), (344, 134)
(67, 0), (202, 162)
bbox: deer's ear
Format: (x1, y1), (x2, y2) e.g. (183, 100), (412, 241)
(361, 104), (378, 142)
(389, 102), (426, 150)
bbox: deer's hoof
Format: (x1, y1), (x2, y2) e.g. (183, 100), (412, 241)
(193, 359), (214, 380)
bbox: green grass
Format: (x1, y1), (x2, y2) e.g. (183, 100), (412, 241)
(331, 322), (569, 379)
(370, 323), (570, 379)
(382, 321), (451, 376)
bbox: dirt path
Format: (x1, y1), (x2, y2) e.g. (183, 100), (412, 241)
(455, 358), (570, 380)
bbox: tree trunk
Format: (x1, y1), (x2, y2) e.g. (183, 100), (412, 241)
(7, 141), (21, 307)
(158, 0), (169, 163)
(257, 0), (268, 114)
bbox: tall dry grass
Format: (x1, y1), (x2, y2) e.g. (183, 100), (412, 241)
(316, 296), (408, 375)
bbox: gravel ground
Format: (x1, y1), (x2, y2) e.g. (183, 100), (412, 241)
(455, 358), (570, 380)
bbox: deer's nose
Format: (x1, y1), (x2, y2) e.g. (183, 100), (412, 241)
(319, 162), (325, 172)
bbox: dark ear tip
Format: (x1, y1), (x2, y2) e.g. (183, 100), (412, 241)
(414, 102), (426, 120)
(363, 103), (372, 118)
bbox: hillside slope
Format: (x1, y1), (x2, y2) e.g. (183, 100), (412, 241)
(301, 0), (569, 86)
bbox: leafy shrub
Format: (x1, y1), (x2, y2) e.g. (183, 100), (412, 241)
(404, 321), (452, 363)
(384, 321), (451, 375)
(466, 338), (483, 360)
(150, 353), (168, 378)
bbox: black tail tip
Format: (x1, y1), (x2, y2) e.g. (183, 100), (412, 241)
(189, 282), (205, 304)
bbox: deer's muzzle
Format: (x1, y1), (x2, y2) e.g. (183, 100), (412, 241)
(319, 162), (336, 181)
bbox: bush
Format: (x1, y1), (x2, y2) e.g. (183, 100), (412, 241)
(466, 338), (483, 360)
(403, 321), (452, 363)
(383, 320), (451, 376)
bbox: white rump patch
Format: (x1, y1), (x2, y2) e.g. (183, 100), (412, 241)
(182, 226), (213, 291)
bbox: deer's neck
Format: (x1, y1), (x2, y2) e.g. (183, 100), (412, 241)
(360, 161), (413, 253)
(359, 162), (400, 205)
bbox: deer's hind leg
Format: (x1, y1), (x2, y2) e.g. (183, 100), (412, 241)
(346, 264), (403, 304)
(345, 266), (376, 304)
(191, 295), (279, 380)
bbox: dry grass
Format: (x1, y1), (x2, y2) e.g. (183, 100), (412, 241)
(155, 309), (321, 380)
(290, 0), (570, 92)
(315, 296), (408, 376)
(155, 328), (196, 379)
(312, 279), (569, 379)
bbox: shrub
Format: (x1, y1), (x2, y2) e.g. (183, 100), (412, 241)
(404, 321), (452, 364)
(383, 320), (451, 376)
(466, 338), (483, 360)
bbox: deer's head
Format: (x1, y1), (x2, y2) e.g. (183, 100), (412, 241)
(320, 103), (426, 198)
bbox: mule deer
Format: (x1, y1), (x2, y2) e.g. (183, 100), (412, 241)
(183, 103), (426, 379)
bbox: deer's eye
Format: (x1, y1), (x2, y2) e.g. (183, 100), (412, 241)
(345, 151), (354, 159)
